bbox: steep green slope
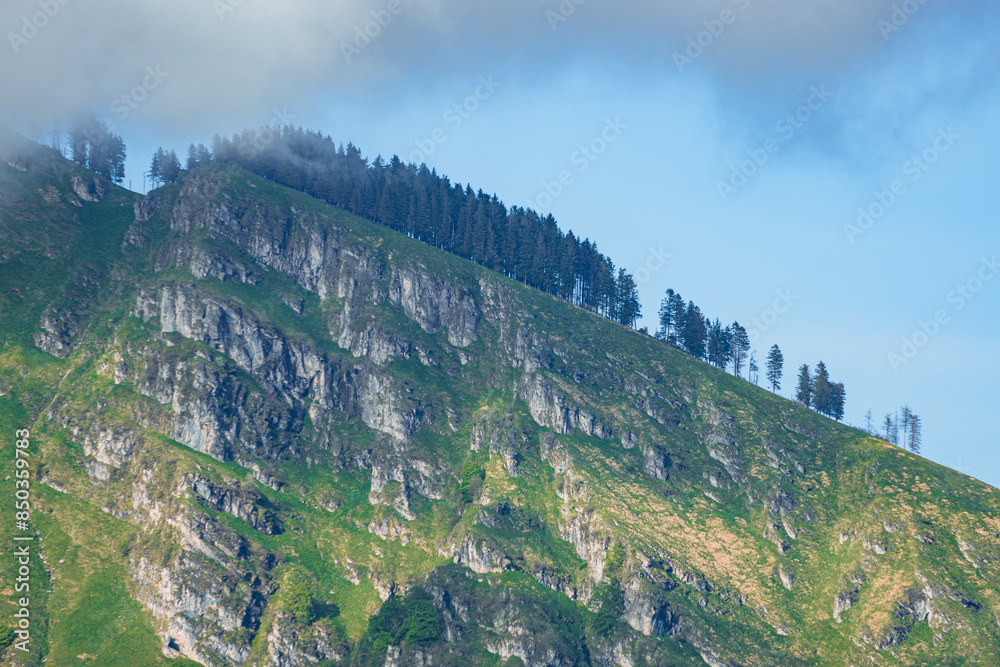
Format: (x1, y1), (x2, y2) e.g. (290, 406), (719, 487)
(0, 131), (998, 667)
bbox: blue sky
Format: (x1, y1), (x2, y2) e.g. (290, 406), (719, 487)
(2, 0), (998, 486)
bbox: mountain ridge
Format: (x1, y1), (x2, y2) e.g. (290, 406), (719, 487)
(0, 130), (998, 666)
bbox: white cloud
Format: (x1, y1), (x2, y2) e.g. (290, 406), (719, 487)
(0, 0), (992, 137)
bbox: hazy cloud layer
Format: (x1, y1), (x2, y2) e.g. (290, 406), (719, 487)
(0, 0), (994, 136)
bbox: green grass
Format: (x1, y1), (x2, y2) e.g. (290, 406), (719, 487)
(27, 487), (166, 666)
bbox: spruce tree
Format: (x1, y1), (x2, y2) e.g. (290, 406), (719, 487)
(199, 124), (641, 322)
(812, 362), (832, 415)
(908, 413), (922, 454)
(149, 148), (164, 187)
(68, 114), (94, 165)
(67, 114), (127, 184)
(108, 135), (127, 184)
(830, 383), (845, 421)
(883, 414), (894, 442)
(657, 289), (675, 340)
(900, 406), (912, 451)
(615, 269), (641, 328)
(667, 291), (685, 345)
(707, 319), (732, 369)
(765, 345), (783, 393)
(160, 150), (182, 183)
(796, 365), (812, 408)
(681, 302), (707, 359)
(729, 323), (750, 378)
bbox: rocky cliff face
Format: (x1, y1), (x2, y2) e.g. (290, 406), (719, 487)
(3, 151), (999, 667)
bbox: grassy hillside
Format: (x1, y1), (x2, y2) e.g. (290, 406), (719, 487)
(0, 130), (997, 666)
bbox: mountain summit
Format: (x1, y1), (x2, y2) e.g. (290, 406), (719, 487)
(1, 131), (998, 666)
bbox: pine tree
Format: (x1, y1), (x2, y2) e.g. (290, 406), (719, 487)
(748, 350), (759, 385)
(681, 302), (707, 359)
(864, 410), (874, 434)
(615, 269), (641, 328)
(667, 291), (685, 345)
(796, 365), (812, 408)
(657, 289), (675, 340)
(149, 148), (164, 188)
(812, 362), (832, 415)
(830, 382), (845, 421)
(67, 114), (126, 184)
(160, 150), (182, 183)
(106, 134), (126, 184)
(196, 143), (213, 167)
(883, 413), (894, 442)
(706, 319), (731, 369)
(900, 406), (913, 451)
(68, 115), (93, 165)
(765, 345), (783, 393)
(908, 413), (922, 455)
(199, 125), (640, 323)
(729, 322), (749, 378)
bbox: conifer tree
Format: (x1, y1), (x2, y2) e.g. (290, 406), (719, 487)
(657, 289), (675, 340)
(149, 148), (164, 187)
(67, 114), (127, 184)
(707, 319), (732, 369)
(615, 269), (641, 327)
(681, 302), (707, 360)
(681, 301), (708, 359)
(812, 362), (832, 415)
(667, 291), (685, 345)
(883, 413), (895, 442)
(796, 365), (812, 408)
(900, 406), (913, 451)
(908, 413), (922, 455)
(730, 322), (750, 378)
(160, 149), (181, 183)
(196, 125), (642, 327)
(69, 119), (89, 165)
(765, 345), (783, 393)
(830, 382), (845, 421)
(749, 350), (759, 385)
